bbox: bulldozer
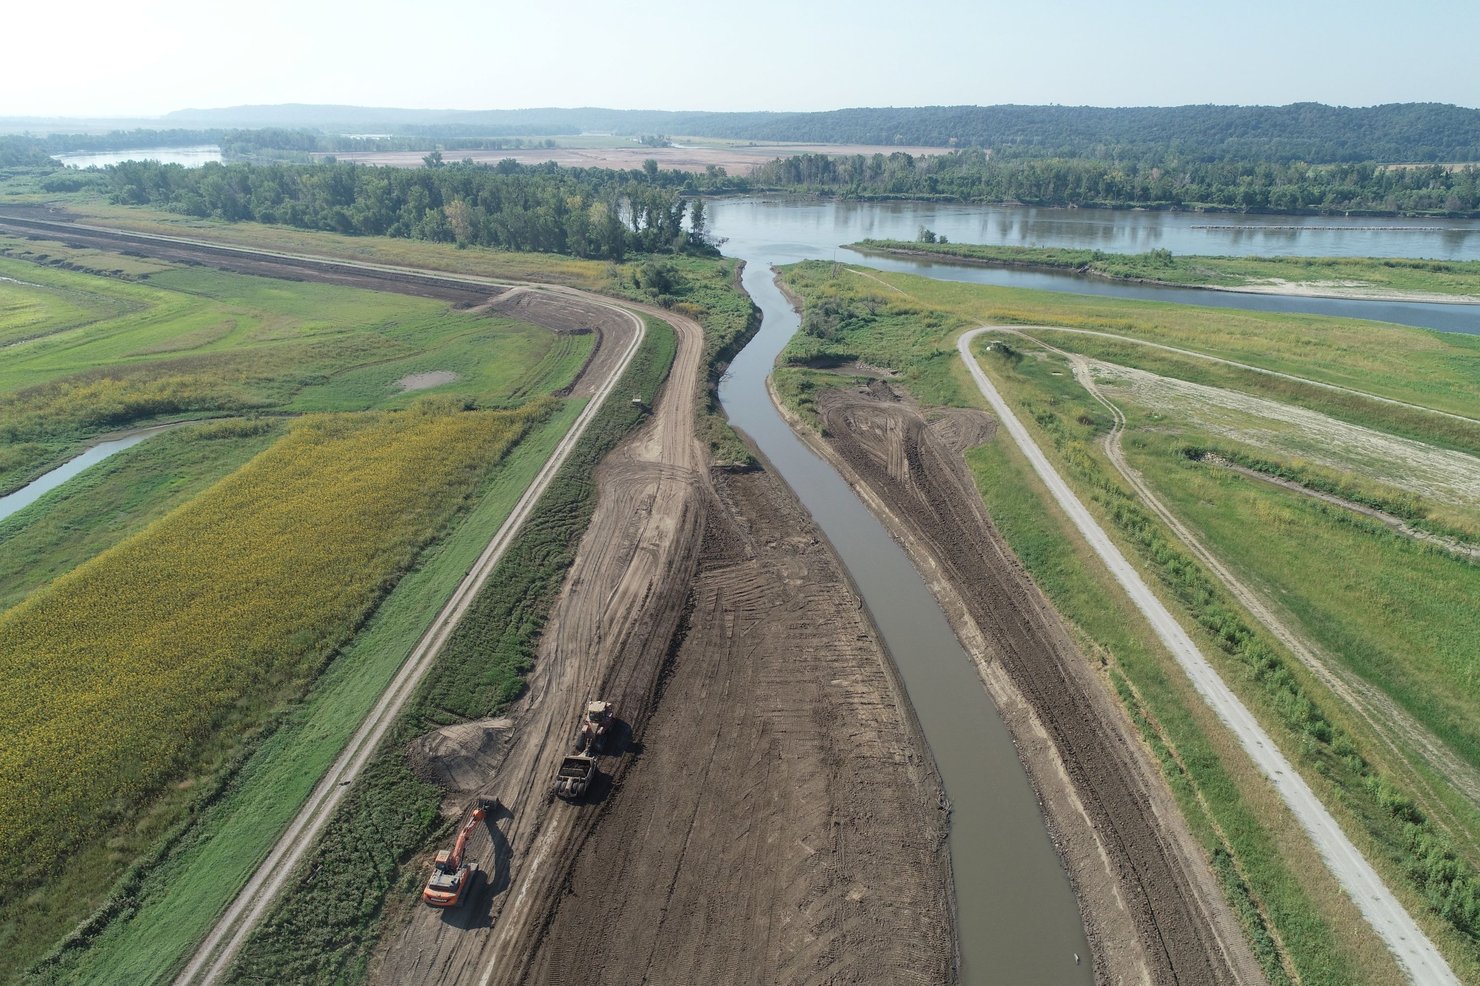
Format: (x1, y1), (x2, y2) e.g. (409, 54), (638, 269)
(422, 797), (496, 907)
(575, 699), (615, 754)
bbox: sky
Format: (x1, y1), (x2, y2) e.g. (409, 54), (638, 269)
(5, 0), (1479, 119)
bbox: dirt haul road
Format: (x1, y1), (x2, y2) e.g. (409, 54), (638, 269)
(811, 383), (1261, 986)
(373, 302), (708, 985)
(958, 327), (1459, 985)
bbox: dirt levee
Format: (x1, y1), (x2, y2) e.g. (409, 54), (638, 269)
(373, 308), (708, 985)
(816, 384), (1264, 986)
(518, 462), (954, 985)
(0, 211), (497, 306)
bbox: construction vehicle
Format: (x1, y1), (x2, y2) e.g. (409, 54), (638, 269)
(553, 754), (597, 800)
(575, 700), (615, 753)
(422, 798), (496, 907)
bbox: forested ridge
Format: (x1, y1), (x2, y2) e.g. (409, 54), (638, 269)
(8, 101), (1480, 164)
(99, 159), (720, 260)
(150, 101), (1480, 164)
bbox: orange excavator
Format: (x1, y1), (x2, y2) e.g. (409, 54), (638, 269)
(422, 798), (495, 907)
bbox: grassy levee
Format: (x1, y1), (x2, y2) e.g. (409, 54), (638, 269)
(775, 260), (1480, 982)
(0, 420), (281, 612)
(855, 240), (1480, 299)
(1028, 328), (1480, 460)
(966, 434), (1378, 986)
(826, 264), (1480, 422)
(24, 400), (584, 986)
(218, 318), (676, 985)
(0, 249), (582, 496)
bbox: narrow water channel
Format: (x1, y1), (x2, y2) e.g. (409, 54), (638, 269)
(0, 426), (172, 523)
(719, 254), (1094, 985)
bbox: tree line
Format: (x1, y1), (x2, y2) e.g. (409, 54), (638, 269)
(102, 159), (723, 260)
(139, 102), (1480, 164)
(750, 150), (1480, 216)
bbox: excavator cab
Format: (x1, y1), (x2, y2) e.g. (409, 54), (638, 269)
(422, 803), (489, 907)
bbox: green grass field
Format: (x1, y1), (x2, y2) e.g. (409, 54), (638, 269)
(811, 263), (1480, 418)
(0, 244), (587, 497)
(776, 259), (1480, 982)
(0, 420), (281, 611)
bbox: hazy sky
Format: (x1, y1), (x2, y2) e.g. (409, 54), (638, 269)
(6, 0), (1479, 118)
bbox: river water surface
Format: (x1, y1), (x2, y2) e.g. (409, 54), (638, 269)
(719, 246), (1094, 985)
(709, 198), (1478, 984)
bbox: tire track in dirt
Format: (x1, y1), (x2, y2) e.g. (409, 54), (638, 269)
(812, 383), (1260, 986)
(372, 308), (710, 986)
(959, 327), (1459, 985)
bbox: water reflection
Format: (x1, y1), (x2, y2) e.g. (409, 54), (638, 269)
(707, 197), (1480, 334)
(51, 146), (223, 169)
(709, 196), (1480, 263)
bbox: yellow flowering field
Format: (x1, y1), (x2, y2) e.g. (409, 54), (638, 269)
(0, 402), (540, 883)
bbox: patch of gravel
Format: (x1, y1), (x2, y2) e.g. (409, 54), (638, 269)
(396, 371), (459, 392)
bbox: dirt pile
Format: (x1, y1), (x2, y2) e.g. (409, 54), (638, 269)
(408, 718), (514, 796)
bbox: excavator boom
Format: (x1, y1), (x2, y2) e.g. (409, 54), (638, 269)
(422, 804), (489, 907)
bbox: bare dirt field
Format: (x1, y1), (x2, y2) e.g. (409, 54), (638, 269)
(514, 463), (954, 986)
(314, 142), (947, 174)
(813, 381), (1264, 986)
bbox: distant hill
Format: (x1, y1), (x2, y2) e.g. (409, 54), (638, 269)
(156, 102), (1480, 163)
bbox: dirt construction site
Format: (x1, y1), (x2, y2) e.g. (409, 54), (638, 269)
(378, 298), (954, 983)
(1, 210), (1288, 984)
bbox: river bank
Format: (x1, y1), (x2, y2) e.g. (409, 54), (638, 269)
(852, 242), (1480, 305)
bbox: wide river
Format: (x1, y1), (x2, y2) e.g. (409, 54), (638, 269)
(708, 197), (1479, 984)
